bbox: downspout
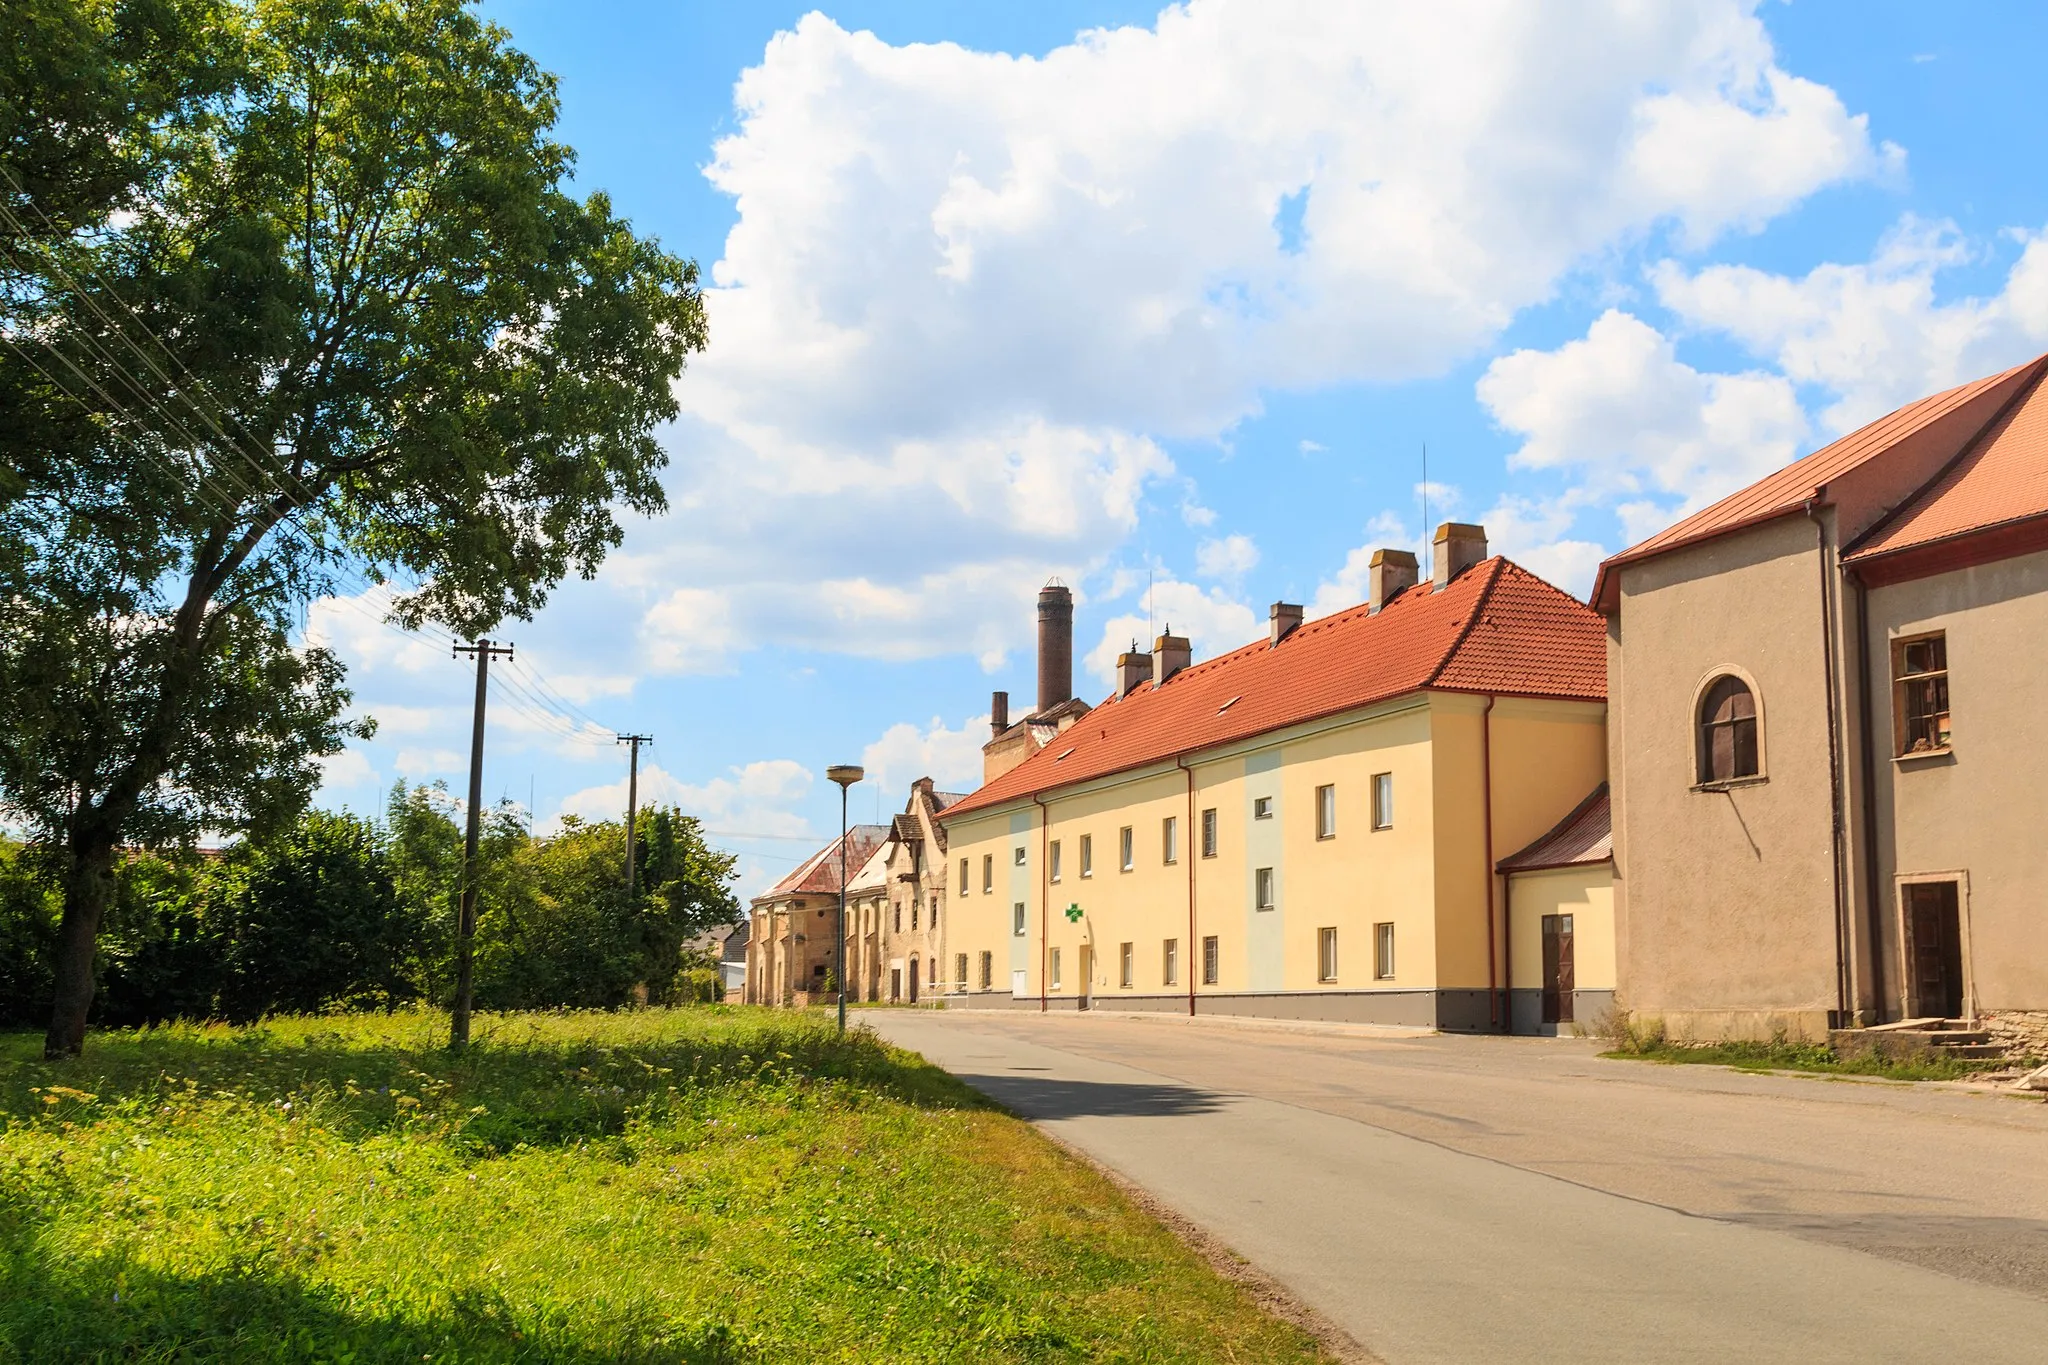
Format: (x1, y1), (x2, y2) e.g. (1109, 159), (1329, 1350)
(1033, 793), (1049, 1013)
(1805, 498), (1851, 1026)
(1851, 569), (1888, 1022)
(1501, 869), (1514, 1035)
(1482, 695), (1500, 1031)
(1177, 755), (1196, 1017)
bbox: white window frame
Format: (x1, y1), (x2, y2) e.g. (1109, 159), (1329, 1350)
(1119, 941), (1134, 989)
(1162, 815), (1178, 865)
(1080, 833), (1093, 878)
(1012, 901), (1026, 936)
(1371, 773), (1394, 831)
(1253, 795), (1274, 820)
(1375, 922), (1396, 979)
(1163, 938), (1179, 987)
(1050, 947), (1063, 991)
(1201, 807), (1218, 858)
(1316, 784), (1336, 840)
(1050, 839), (1062, 883)
(982, 853), (993, 893)
(1119, 825), (1134, 872)
(1202, 935), (1220, 985)
(1318, 926), (1338, 982)
(1254, 866), (1275, 911)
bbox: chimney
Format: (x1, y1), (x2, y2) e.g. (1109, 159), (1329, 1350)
(1116, 642), (1150, 700)
(989, 690), (1009, 737)
(1036, 580), (1073, 714)
(1432, 523), (1487, 589)
(1268, 601), (1303, 646)
(1369, 548), (1419, 612)
(1152, 627), (1192, 688)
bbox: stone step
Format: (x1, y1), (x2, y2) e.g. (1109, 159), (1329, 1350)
(1934, 1044), (2005, 1060)
(1925, 1031), (1992, 1047)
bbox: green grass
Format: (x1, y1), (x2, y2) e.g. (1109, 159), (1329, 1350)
(1, 1008), (1323, 1364)
(1602, 1035), (2009, 1082)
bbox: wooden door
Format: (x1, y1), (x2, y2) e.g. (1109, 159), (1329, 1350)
(1905, 883), (1964, 1019)
(1541, 914), (1575, 1024)
(908, 958), (920, 1003)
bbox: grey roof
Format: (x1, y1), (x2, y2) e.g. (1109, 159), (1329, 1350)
(1496, 785), (1611, 874)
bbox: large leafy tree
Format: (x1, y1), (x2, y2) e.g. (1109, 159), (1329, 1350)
(1, 0), (706, 1056)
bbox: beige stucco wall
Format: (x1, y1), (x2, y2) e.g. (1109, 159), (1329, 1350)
(1508, 865), (1616, 992)
(1610, 514), (1843, 1037)
(1866, 546), (2048, 1015)
(943, 690), (1605, 1020)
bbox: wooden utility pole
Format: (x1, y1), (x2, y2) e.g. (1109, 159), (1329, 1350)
(616, 733), (653, 898)
(451, 638), (513, 1051)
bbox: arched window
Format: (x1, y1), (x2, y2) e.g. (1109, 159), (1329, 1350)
(1698, 675), (1759, 782)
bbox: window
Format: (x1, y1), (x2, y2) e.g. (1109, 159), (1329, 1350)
(893, 903), (901, 932)
(1254, 866), (1275, 911)
(1893, 633), (1951, 755)
(1316, 784), (1336, 840)
(1163, 938), (1179, 986)
(956, 953), (968, 987)
(1371, 773), (1394, 830)
(1318, 927), (1339, 982)
(1119, 942), (1134, 988)
(1119, 825), (1134, 872)
(959, 858), (969, 895)
(1014, 845), (1027, 866)
(1374, 922), (1395, 979)
(1050, 839), (1062, 883)
(911, 898), (919, 930)
(1162, 815), (1178, 865)
(1050, 948), (1063, 991)
(982, 854), (993, 893)
(1697, 675), (1760, 781)
(1201, 807), (1218, 858)
(931, 899), (939, 928)
(1080, 834), (1094, 878)
(1202, 935), (1220, 985)
(1253, 795), (1274, 820)
(1013, 901), (1026, 936)
(979, 951), (993, 990)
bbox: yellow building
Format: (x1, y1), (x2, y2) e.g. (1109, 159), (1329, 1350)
(940, 526), (1610, 1031)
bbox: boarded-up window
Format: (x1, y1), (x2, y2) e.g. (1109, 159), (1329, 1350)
(1893, 633), (1951, 755)
(1698, 675), (1759, 782)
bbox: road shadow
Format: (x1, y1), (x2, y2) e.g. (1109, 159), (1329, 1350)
(952, 1071), (1228, 1119)
(1722, 1210), (2048, 1300)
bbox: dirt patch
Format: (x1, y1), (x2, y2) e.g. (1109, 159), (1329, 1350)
(1037, 1129), (1383, 1365)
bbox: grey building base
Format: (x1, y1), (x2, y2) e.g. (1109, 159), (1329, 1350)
(1509, 988), (1617, 1036)
(945, 987), (1562, 1031)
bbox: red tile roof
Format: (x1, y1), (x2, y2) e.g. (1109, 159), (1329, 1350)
(755, 824), (891, 902)
(1847, 364), (2048, 564)
(944, 559), (1605, 820)
(1591, 355), (2048, 613)
(1496, 784), (1611, 873)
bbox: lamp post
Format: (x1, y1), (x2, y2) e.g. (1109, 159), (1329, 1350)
(825, 764), (864, 1033)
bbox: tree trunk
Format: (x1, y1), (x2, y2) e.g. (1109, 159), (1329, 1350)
(45, 832), (118, 1058)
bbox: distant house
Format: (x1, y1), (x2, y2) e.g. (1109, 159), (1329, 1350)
(1595, 352), (2048, 1044)
(742, 826), (889, 1005)
(685, 921), (750, 996)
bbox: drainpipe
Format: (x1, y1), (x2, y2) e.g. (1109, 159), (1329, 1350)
(1033, 793), (1049, 1013)
(1502, 874), (1515, 1035)
(1482, 695), (1500, 1031)
(1851, 569), (1888, 1022)
(1805, 499), (1852, 1027)
(1177, 755), (1197, 1017)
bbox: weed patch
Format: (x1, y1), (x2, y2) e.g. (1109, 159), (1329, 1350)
(1, 1007), (1322, 1363)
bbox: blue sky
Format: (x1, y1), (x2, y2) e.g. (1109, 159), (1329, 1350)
(310, 1), (2048, 900)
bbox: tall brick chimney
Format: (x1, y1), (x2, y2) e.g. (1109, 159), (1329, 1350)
(1369, 548), (1419, 611)
(1432, 523), (1488, 589)
(989, 690), (1009, 738)
(1037, 580), (1073, 713)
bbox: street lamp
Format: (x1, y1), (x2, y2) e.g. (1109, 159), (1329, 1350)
(825, 764), (864, 1033)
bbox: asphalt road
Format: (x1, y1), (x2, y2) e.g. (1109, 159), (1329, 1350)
(867, 1009), (2048, 1364)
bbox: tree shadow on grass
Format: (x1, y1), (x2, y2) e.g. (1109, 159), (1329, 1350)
(0, 1249), (748, 1364)
(0, 1010), (994, 1154)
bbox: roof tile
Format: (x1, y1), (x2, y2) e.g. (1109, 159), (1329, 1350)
(945, 559), (1604, 820)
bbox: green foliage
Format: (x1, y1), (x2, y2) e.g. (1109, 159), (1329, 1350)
(0, 0), (706, 1051)
(0, 1009), (1322, 1362)
(0, 844), (61, 1019)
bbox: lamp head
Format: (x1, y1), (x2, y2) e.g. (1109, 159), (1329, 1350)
(826, 764), (865, 789)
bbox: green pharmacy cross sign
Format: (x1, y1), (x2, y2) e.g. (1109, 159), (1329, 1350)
(1064, 903), (1084, 923)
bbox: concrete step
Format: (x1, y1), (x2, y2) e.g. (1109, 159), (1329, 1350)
(1925, 1031), (1992, 1047)
(1931, 1043), (2004, 1059)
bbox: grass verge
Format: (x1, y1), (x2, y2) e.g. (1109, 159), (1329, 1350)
(1, 1007), (1324, 1363)
(1599, 1026), (2011, 1082)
